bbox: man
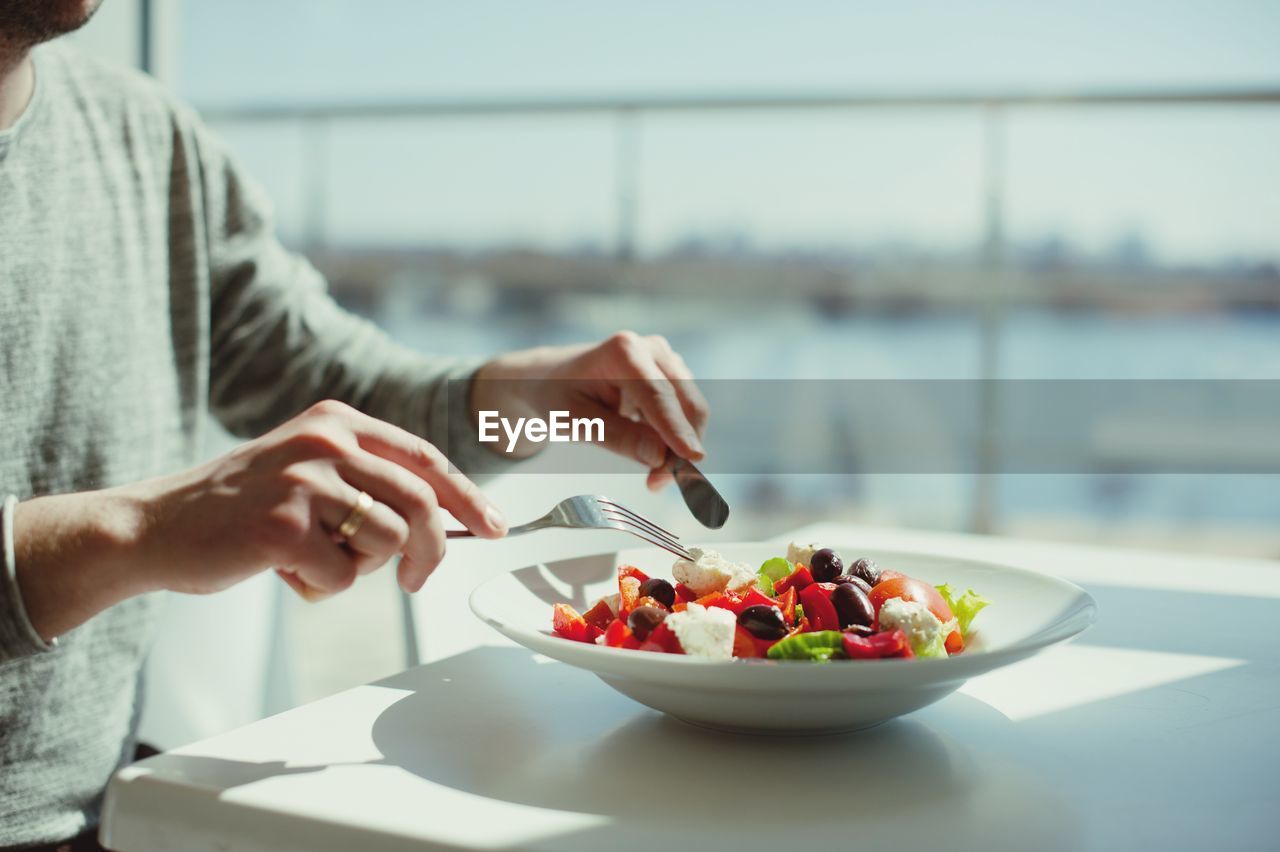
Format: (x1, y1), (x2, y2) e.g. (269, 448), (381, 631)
(0, 1), (709, 848)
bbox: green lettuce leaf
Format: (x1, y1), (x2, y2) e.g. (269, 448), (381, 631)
(936, 584), (990, 637)
(756, 557), (793, 596)
(766, 630), (844, 662)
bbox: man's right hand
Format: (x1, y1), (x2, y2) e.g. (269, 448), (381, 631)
(12, 400), (507, 643)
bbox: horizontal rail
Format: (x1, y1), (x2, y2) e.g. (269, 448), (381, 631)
(197, 87), (1280, 123)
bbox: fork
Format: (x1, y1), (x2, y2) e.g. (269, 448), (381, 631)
(445, 494), (691, 561)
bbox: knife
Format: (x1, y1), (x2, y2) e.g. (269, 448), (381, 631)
(666, 454), (730, 529)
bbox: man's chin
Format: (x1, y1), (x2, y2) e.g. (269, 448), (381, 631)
(42, 0), (105, 36)
(0, 0), (105, 46)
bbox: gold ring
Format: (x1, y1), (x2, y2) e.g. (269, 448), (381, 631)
(336, 491), (373, 540)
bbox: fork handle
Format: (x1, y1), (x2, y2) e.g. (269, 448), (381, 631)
(444, 517), (552, 538)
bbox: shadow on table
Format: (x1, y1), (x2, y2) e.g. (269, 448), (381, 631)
(369, 646), (1083, 852)
(120, 754), (328, 787)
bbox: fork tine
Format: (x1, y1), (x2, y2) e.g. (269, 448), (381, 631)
(599, 508), (686, 550)
(596, 498), (684, 544)
(604, 515), (691, 561)
(607, 521), (692, 561)
(599, 510), (686, 552)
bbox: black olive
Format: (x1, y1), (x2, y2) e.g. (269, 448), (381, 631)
(843, 623), (874, 637)
(627, 605), (667, 640)
(846, 557), (882, 587)
(835, 575), (873, 596)
(831, 583), (875, 629)
(638, 577), (676, 608)
(809, 548), (844, 582)
(738, 604), (787, 640)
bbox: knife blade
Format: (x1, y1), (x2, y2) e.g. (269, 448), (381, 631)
(667, 454), (730, 529)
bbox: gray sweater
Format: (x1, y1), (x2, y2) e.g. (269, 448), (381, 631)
(0, 42), (498, 846)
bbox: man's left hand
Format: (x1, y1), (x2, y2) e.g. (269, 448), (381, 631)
(471, 331), (709, 490)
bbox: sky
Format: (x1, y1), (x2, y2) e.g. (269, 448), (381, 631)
(176, 1), (1280, 262)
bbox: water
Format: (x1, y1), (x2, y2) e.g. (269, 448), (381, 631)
(378, 298), (1280, 538)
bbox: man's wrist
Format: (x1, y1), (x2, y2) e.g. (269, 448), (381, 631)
(12, 489), (153, 642)
(471, 354), (552, 459)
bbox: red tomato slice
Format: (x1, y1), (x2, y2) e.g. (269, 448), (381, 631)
(552, 603), (590, 643)
(649, 622), (684, 653)
(618, 565), (651, 584)
(618, 576), (642, 617)
(602, 617), (639, 649)
(582, 599), (616, 630)
(732, 625), (763, 658)
(799, 584), (841, 632)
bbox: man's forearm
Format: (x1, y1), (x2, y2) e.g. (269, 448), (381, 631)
(12, 490), (151, 642)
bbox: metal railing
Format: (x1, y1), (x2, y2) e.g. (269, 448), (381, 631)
(199, 86), (1280, 535)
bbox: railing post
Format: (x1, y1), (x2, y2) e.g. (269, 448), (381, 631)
(614, 108), (641, 265)
(303, 115), (330, 252)
(972, 102), (1007, 535)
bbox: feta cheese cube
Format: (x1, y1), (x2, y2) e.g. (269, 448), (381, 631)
(877, 597), (956, 657)
(664, 603), (736, 660)
(786, 541), (821, 569)
(672, 547), (757, 596)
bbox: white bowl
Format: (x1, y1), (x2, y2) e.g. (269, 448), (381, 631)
(469, 543), (1096, 734)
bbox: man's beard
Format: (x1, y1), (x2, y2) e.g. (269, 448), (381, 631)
(0, 0), (104, 49)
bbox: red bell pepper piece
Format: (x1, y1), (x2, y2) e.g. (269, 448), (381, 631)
(692, 591), (727, 609)
(585, 624), (605, 643)
(842, 628), (914, 659)
(799, 584), (840, 632)
(776, 587), (796, 624)
(552, 603), (591, 643)
(739, 587), (779, 612)
(582, 599), (616, 631)
(674, 582), (698, 602)
(705, 590), (744, 615)
(774, 565), (814, 596)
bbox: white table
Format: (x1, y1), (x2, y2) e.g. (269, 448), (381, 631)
(101, 524), (1280, 851)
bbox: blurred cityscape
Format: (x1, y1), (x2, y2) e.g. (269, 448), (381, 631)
(315, 239), (1280, 321)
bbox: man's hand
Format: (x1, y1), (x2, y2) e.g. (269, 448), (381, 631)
(471, 331), (710, 490)
(13, 400), (506, 642)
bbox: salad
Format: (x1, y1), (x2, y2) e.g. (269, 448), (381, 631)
(551, 543), (989, 662)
